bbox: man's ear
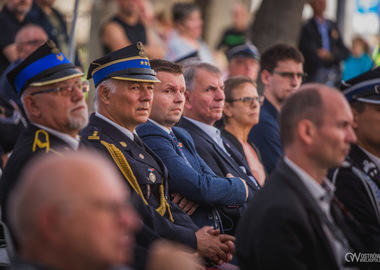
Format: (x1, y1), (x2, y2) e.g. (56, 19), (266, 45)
(184, 91), (192, 110)
(261, 70), (271, 85)
(297, 119), (316, 146)
(98, 84), (111, 105)
(23, 95), (41, 118)
(37, 207), (66, 246)
(351, 108), (360, 130)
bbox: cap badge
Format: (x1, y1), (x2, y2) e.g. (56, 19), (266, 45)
(47, 40), (60, 54)
(137, 41), (147, 58)
(56, 53), (64, 61)
(375, 85), (380, 94)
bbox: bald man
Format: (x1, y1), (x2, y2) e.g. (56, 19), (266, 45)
(236, 84), (365, 270)
(8, 150), (140, 270)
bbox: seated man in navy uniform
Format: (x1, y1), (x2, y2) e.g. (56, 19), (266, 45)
(331, 67), (380, 253)
(0, 41), (89, 225)
(137, 59), (248, 234)
(80, 43), (235, 269)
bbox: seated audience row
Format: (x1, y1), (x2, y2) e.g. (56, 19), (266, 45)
(1, 39), (380, 270)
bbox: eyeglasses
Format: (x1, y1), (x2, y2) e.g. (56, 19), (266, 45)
(30, 81), (89, 97)
(227, 96), (265, 106)
(272, 71), (307, 80)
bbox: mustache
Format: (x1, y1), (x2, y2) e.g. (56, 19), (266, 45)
(70, 101), (88, 111)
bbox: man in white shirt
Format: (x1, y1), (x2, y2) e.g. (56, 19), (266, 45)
(177, 61), (260, 196)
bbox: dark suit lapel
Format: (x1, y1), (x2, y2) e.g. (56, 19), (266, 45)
(276, 160), (338, 262)
(179, 118), (248, 177)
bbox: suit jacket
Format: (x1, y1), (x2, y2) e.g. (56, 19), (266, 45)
(80, 114), (198, 268)
(177, 117), (261, 234)
(0, 124), (73, 224)
(332, 144), (380, 253)
(236, 159), (366, 270)
(177, 117), (259, 191)
(299, 17), (349, 82)
(221, 128), (267, 181)
(137, 121), (246, 231)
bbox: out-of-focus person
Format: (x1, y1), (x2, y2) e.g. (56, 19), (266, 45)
(299, 0), (349, 86)
(331, 67), (380, 253)
(222, 76), (266, 187)
(224, 42), (260, 82)
(8, 150), (141, 270)
(26, 0), (81, 67)
(342, 36), (373, 81)
(101, 0), (164, 59)
(0, 0), (33, 76)
(236, 84), (366, 270)
(165, 2), (214, 64)
(249, 43), (305, 175)
(0, 96), (26, 172)
(216, 2), (250, 52)
(0, 23), (48, 113)
(0, 24), (47, 171)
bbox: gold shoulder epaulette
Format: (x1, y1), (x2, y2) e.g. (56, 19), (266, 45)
(32, 129), (50, 153)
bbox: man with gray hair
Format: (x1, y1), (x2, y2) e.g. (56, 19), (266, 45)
(80, 43), (235, 269)
(176, 61), (260, 235)
(0, 41), (88, 225)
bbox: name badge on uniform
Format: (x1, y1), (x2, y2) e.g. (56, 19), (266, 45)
(148, 168), (156, 183)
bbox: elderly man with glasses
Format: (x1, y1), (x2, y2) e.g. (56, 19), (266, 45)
(0, 40), (89, 226)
